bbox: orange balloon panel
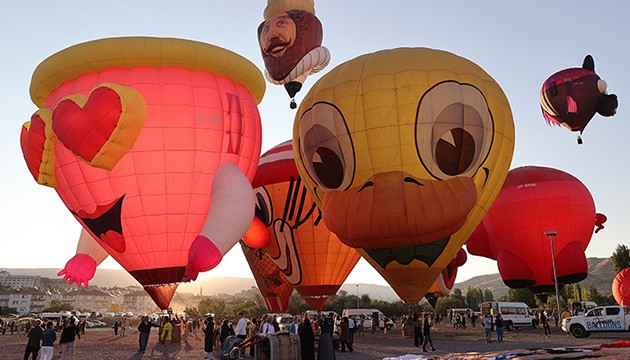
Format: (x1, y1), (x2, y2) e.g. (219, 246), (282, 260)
(240, 241), (294, 312)
(21, 38), (264, 309)
(252, 141), (360, 310)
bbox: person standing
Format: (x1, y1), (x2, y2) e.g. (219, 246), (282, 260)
(181, 320), (190, 344)
(39, 321), (56, 360)
(59, 318), (81, 360)
(357, 315), (365, 337)
(235, 312), (248, 340)
(23, 319), (43, 360)
(160, 316), (173, 346)
(203, 316), (215, 360)
(483, 314), (493, 343)
(413, 314), (423, 348)
(262, 316), (275, 335)
(113, 320), (119, 336)
(299, 318), (315, 360)
(338, 317), (353, 352)
(137, 316), (156, 353)
(247, 318), (258, 357)
(348, 315), (355, 346)
(495, 314), (504, 343)
(552, 309), (559, 327)
(317, 315), (334, 360)
(422, 314), (436, 352)
(541, 311), (551, 338)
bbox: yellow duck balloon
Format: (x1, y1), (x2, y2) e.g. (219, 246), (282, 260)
(293, 48), (515, 303)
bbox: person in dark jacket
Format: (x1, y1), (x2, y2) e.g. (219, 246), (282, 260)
(413, 313), (423, 348)
(40, 322), (56, 360)
(422, 314), (436, 352)
(137, 316), (157, 353)
(59, 318), (81, 360)
(23, 319), (43, 360)
(299, 318), (315, 360)
(204, 316), (215, 360)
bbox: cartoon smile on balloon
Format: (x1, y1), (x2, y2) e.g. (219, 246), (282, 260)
(243, 140), (360, 310)
(294, 48), (515, 302)
(20, 37), (265, 309)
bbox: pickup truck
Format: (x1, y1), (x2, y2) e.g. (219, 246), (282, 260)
(562, 305), (630, 338)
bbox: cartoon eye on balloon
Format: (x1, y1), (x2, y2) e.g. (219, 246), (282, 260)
(244, 140), (360, 310)
(294, 47), (515, 303)
(21, 37), (265, 309)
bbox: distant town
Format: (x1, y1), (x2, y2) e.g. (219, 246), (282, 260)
(0, 269), (159, 316)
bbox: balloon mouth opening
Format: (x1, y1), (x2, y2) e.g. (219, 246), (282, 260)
(362, 237), (450, 269)
(73, 195), (125, 252)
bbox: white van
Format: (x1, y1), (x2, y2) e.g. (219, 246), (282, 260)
(481, 301), (536, 330)
(342, 309), (384, 330)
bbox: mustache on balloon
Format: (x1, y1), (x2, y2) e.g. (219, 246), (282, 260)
(264, 37), (292, 55)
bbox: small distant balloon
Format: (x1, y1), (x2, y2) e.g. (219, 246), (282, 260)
(540, 55), (618, 144)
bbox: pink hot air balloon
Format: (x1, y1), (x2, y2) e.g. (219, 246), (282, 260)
(20, 37), (265, 309)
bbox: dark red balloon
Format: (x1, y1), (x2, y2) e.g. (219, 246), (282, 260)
(540, 55), (618, 142)
(467, 166), (605, 293)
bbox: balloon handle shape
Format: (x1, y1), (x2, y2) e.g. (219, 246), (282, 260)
(183, 235), (222, 281)
(57, 253), (97, 287)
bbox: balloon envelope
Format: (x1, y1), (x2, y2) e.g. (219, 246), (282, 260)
(613, 268), (630, 306)
(467, 166), (604, 293)
(293, 48), (515, 302)
(21, 37), (264, 309)
(240, 241), (294, 312)
(250, 140), (360, 310)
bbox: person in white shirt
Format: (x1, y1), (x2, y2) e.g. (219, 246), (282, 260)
(262, 316), (275, 335)
(235, 312), (248, 340)
(348, 316), (356, 346)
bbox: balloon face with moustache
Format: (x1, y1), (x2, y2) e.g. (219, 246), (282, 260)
(257, 9), (323, 81)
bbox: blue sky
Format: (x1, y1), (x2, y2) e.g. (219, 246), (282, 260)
(1, 1), (629, 290)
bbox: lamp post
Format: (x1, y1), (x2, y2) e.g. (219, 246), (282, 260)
(545, 231), (562, 320)
(356, 284), (359, 309)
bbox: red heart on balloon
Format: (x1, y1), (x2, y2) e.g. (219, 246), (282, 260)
(20, 113), (47, 181)
(52, 87), (123, 163)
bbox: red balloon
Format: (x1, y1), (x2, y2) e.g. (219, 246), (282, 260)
(613, 268), (630, 306)
(467, 166), (605, 293)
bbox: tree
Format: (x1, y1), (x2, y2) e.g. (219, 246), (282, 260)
(483, 289), (494, 302)
(44, 300), (73, 312)
(611, 244), (630, 274)
(503, 288), (536, 308)
(107, 303), (124, 312)
(465, 286), (483, 310)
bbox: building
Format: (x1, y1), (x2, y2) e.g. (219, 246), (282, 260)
(123, 290), (158, 315)
(70, 289), (115, 312)
(0, 273), (42, 289)
(4, 289), (52, 314)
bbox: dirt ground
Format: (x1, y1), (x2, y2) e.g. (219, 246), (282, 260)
(1, 322), (629, 359)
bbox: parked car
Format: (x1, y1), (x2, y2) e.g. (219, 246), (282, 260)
(86, 320), (107, 328)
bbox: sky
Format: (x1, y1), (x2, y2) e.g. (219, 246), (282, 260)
(1, 1), (629, 291)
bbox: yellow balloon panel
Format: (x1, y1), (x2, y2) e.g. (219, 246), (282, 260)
(293, 48), (515, 303)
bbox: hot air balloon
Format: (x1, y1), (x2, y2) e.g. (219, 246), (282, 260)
(613, 268), (630, 306)
(58, 229), (110, 287)
(247, 140), (360, 310)
(293, 48), (515, 303)
(540, 55), (618, 144)
(240, 240), (294, 312)
(20, 37), (265, 309)
(466, 166), (606, 294)
(257, 0), (330, 108)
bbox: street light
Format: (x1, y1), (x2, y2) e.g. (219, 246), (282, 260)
(545, 231), (562, 320)
(356, 284), (359, 309)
